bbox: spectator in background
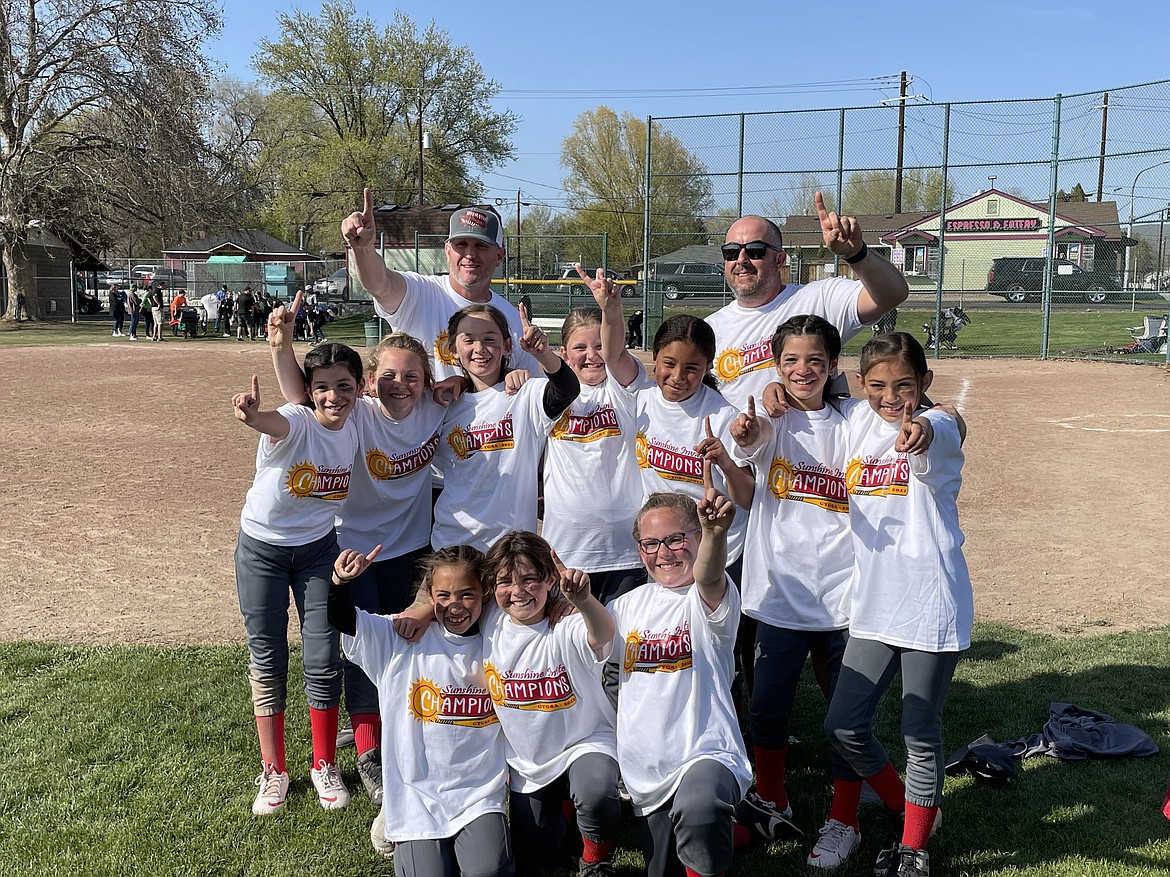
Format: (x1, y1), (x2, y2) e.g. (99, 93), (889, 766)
(125, 286), (142, 341)
(236, 285), (256, 341)
(109, 283), (126, 337)
(149, 284), (166, 342)
(214, 284), (231, 335)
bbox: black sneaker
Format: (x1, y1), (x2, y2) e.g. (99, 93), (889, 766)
(873, 810), (941, 876)
(336, 717), (355, 750)
(735, 789), (802, 842)
(892, 845), (930, 877)
(356, 748), (384, 805)
(578, 858), (616, 877)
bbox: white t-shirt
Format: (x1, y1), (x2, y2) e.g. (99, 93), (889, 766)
(481, 605), (616, 793)
(373, 272), (539, 380)
(732, 406), (853, 630)
(842, 401), (973, 651)
(431, 379), (557, 551)
(541, 369), (643, 572)
(706, 279), (864, 411)
(609, 578), (751, 815)
(337, 396), (445, 557)
(343, 612), (505, 842)
(239, 403), (357, 546)
(632, 383), (748, 562)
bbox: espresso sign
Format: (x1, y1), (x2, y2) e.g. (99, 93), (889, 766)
(944, 217), (1042, 233)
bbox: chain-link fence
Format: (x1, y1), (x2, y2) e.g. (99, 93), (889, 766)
(646, 79), (1170, 362)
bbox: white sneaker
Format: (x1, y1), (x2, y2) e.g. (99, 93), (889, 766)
(807, 819), (860, 870)
(370, 805), (395, 858)
(310, 760), (350, 810)
(252, 768), (289, 816)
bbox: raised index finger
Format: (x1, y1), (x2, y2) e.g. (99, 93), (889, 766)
(549, 548), (567, 575)
(362, 187), (374, 222)
(902, 401), (914, 425)
(251, 374), (260, 399)
(289, 289), (303, 316)
(814, 191), (830, 222)
(366, 543), (383, 564)
(704, 414), (714, 439)
(747, 395), (756, 419)
(702, 456), (714, 491)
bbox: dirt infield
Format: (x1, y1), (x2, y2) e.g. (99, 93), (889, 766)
(2, 339), (1168, 645)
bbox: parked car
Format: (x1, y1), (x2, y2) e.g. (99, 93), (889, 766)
(313, 267), (349, 299)
(986, 257), (1122, 303)
(542, 267), (634, 297)
(650, 262), (728, 299)
(131, 265), (188, 289)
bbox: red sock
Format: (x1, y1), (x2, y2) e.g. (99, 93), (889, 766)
(686, 869), (720, 877)
(1163, 783), (1170, 821)
(828, 779), (863, 830)
(581, 838), (615, 863)
(351, 712), (380, 755)
(753, 744), (789, 810)
(864, 762), (906, 813)
(732, 822), (752, 848)
(255, 713), (286, 773)
(309, 705), (339, 767)
(902, 802), (939, 849)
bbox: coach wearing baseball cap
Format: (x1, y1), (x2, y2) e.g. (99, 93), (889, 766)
(342, 189), (538, 380)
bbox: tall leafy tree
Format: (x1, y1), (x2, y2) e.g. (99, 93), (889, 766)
(252, 1), (518, 250)
(0, 0), (223, 319)
(841, 168), (953, 215)
(561, 107), (714, 267)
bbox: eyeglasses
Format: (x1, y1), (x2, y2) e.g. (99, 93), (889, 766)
(636, 529), (698, 554)
(720, 240), (781, 262)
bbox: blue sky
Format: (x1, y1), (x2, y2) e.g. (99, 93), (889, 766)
(208, 1), (1170, 220)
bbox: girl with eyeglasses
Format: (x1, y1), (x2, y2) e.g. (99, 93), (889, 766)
(608, 477), (752, 877)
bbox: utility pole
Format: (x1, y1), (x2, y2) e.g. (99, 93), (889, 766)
(1096, 92), (1108, 203)
(894, 70), (907, 214)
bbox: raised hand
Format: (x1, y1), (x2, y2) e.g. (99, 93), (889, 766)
(504, 368), (531, 396)
(334, 544), (383, 583)
(576, 264), (619, 309)
(694, 415), (732, 470)
(551, 548), (592, 607)
(815, 191), (863, 259)
(518, 301), (548, 355)
(696, 458), (735, 535)
(233, 374), (261, 424)
(341, 187), (377, 249)
(730, 395), (760, 446)
(267, 289), (302, 347)
(895, 401), (932, 454)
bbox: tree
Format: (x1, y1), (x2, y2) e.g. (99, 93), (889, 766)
(0, 0), (223, 319)
(502, 204), (569, 278)
(252, 1), (518, 247)
(840, 168), (954, 215)
(561, 107), (714, 267)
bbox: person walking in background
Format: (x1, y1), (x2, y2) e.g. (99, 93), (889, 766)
(109, 283), (126, 337)
(220, 288), (235, 338)
(214, 284), (231, 335)
(237, 286), (256, 341)
(149, 284), (166, 342)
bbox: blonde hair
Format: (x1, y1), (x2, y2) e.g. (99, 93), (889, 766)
(367, 332), (434, 389)
(632, 492), (700, 541)
(560, 307), (602, 347)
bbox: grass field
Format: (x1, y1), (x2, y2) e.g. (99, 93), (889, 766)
(5, 307), (1166, 362)
(1, 624), (1166, 877)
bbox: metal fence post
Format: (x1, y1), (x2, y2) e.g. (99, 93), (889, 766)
(1041, 93), (1063, 360)
(932, 104), (952, 359)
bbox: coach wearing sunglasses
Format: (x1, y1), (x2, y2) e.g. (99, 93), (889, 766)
(706, 192), (908, 411)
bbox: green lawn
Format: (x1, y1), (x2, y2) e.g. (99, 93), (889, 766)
(1, 625), (1166, 876)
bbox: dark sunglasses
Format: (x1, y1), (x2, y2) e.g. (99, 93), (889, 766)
(720, 240), (781, 261)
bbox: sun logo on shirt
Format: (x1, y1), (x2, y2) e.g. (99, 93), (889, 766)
(845, 458), (864, 494)
(768, 457), (794, 500)
(622, 631), (643, 675)
(436, 331), (457, 366)
(366, 448), (392, 479)
(447, 426), (470, 460)
(634, 432), (649, 469)
(484, 662), (505, 705)
(714, 348), (744, 382)
(285, 461), (317, 497)
(550, 412), (571, 440)
(408, 678), (442, 722)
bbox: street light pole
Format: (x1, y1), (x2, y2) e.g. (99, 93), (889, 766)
(1126, 160), (1170, 287)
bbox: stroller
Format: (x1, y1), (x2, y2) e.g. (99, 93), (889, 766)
(172, 306), (203, 339)
(923, 306), (971, 350)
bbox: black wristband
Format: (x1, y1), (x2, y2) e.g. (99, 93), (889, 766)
(843, 242), (868, 264)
